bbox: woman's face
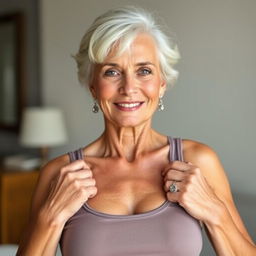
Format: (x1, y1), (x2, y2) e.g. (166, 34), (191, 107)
(90, 33), (166, 128)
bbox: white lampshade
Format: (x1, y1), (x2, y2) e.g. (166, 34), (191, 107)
(20, 107), (68, 147)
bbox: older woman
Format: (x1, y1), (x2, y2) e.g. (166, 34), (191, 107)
(17, 6), (255, 256)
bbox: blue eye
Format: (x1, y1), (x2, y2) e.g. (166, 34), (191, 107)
(104, 69), (120, 76)
(138, 68), (152, 76)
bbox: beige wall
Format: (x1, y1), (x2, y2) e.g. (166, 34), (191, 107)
(40, 0), (256, 195)
(40, 0), (256, 253)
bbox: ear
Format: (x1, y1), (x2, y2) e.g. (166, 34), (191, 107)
(89, 85), (97, 99)
(159, 80), (167, 97)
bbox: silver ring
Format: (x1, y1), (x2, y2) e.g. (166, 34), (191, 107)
(169, 182), (178, 193)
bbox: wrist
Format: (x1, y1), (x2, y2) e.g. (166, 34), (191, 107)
(17, 205), (64, 256)
(38, 204), (65, 230)
(203, 198), (229, 228)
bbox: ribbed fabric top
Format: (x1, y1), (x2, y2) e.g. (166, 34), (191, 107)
(60, 137), (202, 255)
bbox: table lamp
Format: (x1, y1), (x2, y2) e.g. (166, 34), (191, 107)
(19, 107), (68, 166)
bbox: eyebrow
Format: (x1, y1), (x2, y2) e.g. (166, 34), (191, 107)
(136, 62), (155, 67)
(102, 62), (155, 67)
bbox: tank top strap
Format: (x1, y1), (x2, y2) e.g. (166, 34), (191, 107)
(68, 137), (184, 163)
(168, 136), (184, 162)
(68, 148), (84, 163)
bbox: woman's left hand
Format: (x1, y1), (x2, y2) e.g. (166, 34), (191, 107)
(162, 161), (223, 222)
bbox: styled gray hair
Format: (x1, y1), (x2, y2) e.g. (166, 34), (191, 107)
(74, 6), (180, 88)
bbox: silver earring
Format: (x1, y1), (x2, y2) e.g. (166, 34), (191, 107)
(158, 96), (164, 111)
(92, 101), (99, 113)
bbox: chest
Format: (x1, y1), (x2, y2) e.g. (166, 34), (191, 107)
(61, 202), (203, 256)
(86, 156), (168, 215)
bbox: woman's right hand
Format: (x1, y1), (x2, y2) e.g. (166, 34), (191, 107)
(41, 159), (97, 227)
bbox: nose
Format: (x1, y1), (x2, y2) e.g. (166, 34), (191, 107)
(119, 73), (138, 95)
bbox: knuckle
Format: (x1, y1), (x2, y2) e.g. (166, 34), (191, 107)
(166, 171), (172, 177)
(91, 178), (96, 185)
(60, 167), (67, 176)
(186, 183), (193, 192)
(180, 191), (187, 202)
(167, 192), (176, 202)
(164, 171), (172, 180)
(167, 192), (172, 200)
(92, 186), (98, 193)
(85, 178), (95, 186)
(85, 169), (93, 177)
(165, 180), (171, 188)
(65, 172), (74, 182)
(193, 167), (200, 174)
(79, 188), (88, 198)
(180, 192), (190, 207)
(187, 174), (195, 183)
(89, 186), (98, 198)
(73, 179), (80, 189)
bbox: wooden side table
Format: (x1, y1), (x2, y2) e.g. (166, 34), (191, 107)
(0, 169), (39, 244)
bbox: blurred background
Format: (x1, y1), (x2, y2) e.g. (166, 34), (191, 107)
(0, 0), (255, 255)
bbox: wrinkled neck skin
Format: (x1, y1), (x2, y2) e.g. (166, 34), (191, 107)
(99, 117), (164, 162)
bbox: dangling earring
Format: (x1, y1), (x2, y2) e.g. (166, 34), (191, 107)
(92, 100), (99, 113)
(158, 96), (164, 111)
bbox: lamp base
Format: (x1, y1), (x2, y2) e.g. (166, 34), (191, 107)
(40, 146), (49, 167)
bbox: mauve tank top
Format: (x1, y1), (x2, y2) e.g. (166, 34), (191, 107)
(60, 137), (202, 256)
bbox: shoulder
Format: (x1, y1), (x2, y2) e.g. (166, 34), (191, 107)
(39, 153), (70, 182)
(182, 138), (220, 164)
(182, 138), (231, 197)
(182, 138), (226, 185)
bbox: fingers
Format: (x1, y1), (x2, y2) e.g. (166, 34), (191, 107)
(87, 186), (98, 198)
(63, 168), (97, 194)
(45, 160), (98, 223)
(71, 176), (97, 196)
(166, 191), (180, 204)
(64, 169), (93, 183)
(162, 161), (193, 185)
(162, 161), (194, 203)
(164, 183), (184, 204)
(53, 160), (95, 193)
(162, 161), (193, 176)
(72, 177), (96, 187)
(163, 169), (185, 182)
(58, 160), (92, 182)
(164, 180), (189, 205)
(61, 159), (91, 175)
(164, 180), (181, 192)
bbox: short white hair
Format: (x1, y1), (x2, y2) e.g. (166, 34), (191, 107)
(74, 6), (180, 88)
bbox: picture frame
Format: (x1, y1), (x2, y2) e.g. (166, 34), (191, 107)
(0, 12), (25, 132)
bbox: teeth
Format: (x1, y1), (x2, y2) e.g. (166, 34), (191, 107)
(117, 103), (141, 108)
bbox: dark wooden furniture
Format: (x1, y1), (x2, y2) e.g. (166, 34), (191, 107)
(0, 169), (39, 244)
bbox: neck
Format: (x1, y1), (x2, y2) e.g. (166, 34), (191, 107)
(99, 119), (164, 162)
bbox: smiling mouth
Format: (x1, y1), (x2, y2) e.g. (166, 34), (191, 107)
(114, 102), (144, 111)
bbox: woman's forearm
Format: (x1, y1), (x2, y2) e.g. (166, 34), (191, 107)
(16, 208), (64, 256)
(204, 202), (256, 256)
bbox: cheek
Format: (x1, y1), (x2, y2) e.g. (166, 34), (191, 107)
(142, 80), (162, 99)
(95, 81), (116, 100)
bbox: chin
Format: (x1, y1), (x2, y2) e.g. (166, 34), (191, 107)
(111, 117), (151, 128)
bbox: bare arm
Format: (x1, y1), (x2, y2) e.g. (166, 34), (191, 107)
(194, 143), (255, 255)
(162, 140), (255, 255)
(16, 156), (97, 256)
